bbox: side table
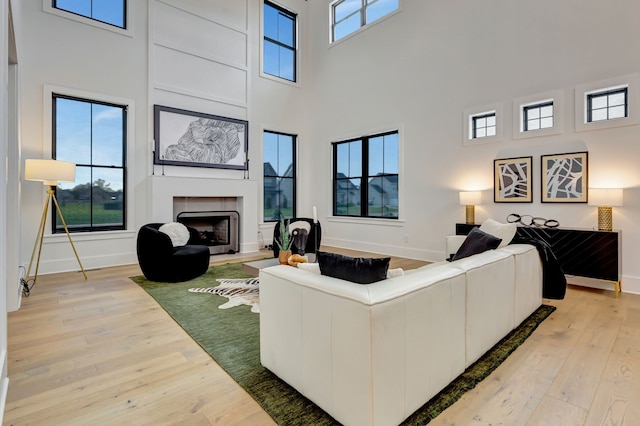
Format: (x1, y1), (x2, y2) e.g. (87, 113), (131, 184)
(456, 223), (622, 297)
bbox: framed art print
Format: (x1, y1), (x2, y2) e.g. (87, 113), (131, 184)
(153, 105), (248, 170)
(541, 151), (588, 203)
(494, 156), (533, 202)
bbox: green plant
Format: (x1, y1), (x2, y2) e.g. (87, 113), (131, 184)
(275, 218), (292, 251)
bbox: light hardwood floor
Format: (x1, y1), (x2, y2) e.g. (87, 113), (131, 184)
(3, 248), (640, 425)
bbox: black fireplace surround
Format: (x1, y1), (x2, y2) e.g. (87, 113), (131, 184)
(177, 210), (240, 255)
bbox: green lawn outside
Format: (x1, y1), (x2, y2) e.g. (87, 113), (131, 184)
(57, 203), (123, 227)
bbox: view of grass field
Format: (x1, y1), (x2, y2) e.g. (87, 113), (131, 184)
(56, 202), (123, 229)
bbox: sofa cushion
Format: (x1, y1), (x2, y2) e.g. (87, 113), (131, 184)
(317, 251), (390, 284)
(158, 222), (190, 247)
(452, 227), (502, 261)
(479, 218), (516, 248)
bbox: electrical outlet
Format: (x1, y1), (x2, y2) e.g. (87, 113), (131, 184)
(404, 235), (409, 243)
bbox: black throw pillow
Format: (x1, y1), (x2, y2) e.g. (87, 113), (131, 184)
(452, 227), (502, 261)
(316, 251), (390, 284)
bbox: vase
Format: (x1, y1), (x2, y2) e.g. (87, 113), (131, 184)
(278, 250), (292, 265)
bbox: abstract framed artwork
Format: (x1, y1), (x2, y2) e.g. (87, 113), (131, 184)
(494, 156), (533, 202)
(541, 151), (588, 203)
(153, 105), (248, 170)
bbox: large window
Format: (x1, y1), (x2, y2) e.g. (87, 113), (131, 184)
(264, 131), (296, 221)
(331, 0), (399, 42)
(333, 131), (398, 218)
(52, 94), (126, 232)
(53, 0), (126, 29)
(587, 87), (628, 122)
(263, 1), (297, 82)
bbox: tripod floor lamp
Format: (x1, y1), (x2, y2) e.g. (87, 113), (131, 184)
(24, 159), (87, 293)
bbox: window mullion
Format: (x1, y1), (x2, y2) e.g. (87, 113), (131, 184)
(362, 137), (369, 217)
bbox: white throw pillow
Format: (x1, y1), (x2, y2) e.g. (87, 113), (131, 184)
(386, 268), (404, 278)
(297, 262), (320, 274)
(158, 222), (190, 247)
(479, 218), (516, 248)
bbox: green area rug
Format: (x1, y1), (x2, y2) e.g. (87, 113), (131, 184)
(130, 262), (556, 425)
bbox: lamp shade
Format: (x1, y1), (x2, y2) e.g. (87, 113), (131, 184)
(588, 188), (623, 206)
(459, 191), (482, 205)
(25, 159), (76, 186)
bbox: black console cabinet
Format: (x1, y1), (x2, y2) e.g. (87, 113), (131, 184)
(456, 223), (621, 296)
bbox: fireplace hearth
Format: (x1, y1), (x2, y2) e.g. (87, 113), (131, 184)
(177, 210), (239, 255)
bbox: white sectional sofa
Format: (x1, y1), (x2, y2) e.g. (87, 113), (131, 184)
(259, 241), (543, 426)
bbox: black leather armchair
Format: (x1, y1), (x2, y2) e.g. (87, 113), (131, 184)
(273, 218), (322, 257)
(136, 223), (210, 282)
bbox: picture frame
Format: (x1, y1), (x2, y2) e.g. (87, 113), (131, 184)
(494, 156), (533, 203)
(541, 151), (588, 203)
(153, 105), (248, 170)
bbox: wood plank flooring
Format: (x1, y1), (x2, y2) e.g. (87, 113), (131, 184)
(3, 248), (640, 425)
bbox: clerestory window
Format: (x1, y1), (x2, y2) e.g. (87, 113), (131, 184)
(263, 1), (297, 82)
(53, 0), (126, 29)
(472, 112), (496, 139)
(523, 101), (554, 131)
(331, 0), (399, 43)
(587, 87), (628, 122)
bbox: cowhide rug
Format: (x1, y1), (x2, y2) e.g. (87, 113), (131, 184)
(188, 277), (260, 313)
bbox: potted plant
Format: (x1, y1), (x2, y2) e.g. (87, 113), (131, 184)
(275, 218), (293, 264)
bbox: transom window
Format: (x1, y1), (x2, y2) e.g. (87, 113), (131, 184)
(524, 101), (554, 131)
(587, 87), (628, 122)
(264, 131), (296, 221)
(331, 0), (399, 42)
(263, 1), (297, 82)
(333, 131), (399, 218)
(53, 94), (126, 232)
(472, 112), (496, 139)
(53, 0), (126, 29)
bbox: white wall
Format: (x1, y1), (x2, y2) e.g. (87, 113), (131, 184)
(19, 1), (149, 274)
(306, 0), (640, 293)
(1, 0), (20, 417)
(18, 0), (311, 274)
(16, 0), (640, 294)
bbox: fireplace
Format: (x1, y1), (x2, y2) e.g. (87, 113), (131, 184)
(177, 210), (239, 255)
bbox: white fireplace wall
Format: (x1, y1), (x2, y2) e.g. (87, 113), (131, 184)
(150, 175), (259, 253)
(173, 197), (239, 217)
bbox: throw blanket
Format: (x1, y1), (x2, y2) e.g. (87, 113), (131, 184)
(511, 236), (566, 299)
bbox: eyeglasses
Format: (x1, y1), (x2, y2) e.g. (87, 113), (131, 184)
(506, 213), (559, 228)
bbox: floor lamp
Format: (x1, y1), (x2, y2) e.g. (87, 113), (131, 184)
(24, 159), (87, 294)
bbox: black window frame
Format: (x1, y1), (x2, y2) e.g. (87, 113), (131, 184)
(53, 0), (127, 29)
(52, 94), (127, 233)
(472, 112), (496, 139)
(587, 87), (628, 122)
(263, 130), (297, 222)
(263, 1), (297, 82)
(523, 101), (554, 131)
(332, 130), (399, 219)
(331, 0), (399, 43)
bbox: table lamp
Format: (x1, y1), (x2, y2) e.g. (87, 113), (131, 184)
(588, 188), (623, 231)
(459, 191), (481, 225)
(24, 159), (87, 294)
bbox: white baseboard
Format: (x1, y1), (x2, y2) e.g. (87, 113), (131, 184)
(25, 252), (138, 275)
(240, 241), (260, 253)
(0, 350), (8, 425)
(322, 237), (441, 263)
